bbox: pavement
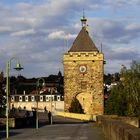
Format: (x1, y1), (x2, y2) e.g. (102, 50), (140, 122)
(0, 113), (105, 140)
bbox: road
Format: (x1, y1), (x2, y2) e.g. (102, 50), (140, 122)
(0, 113), (105, 140)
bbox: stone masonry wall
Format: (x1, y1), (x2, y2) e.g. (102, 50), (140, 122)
(97, 115), (140, 140)
(63, 52), (104, 115)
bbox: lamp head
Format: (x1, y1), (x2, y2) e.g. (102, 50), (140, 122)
(37, 82), (45, 87)
(14, 63), (23, 71)
(42, 82), (45, 86)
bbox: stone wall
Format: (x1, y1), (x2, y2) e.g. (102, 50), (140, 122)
(63, 52), (104, 115)
(0, 118), (15, 128)
(0, 117), (35, 128)
(97, 115), (139, 128)
(97, 115), (140, 140)
(56, 111), (96, 121)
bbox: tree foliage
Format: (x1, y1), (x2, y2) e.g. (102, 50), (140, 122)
(105, 61), (140, 118)
(69, 98), (84, 114)
(104, 73), (120, 85)
(0, 71), (6, 117)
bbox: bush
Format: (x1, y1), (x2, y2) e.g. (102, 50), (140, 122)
(0, 108), (6, 117)
(69, 98), (84, 114)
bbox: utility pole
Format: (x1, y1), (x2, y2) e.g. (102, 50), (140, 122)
(50, 88), (53, 125)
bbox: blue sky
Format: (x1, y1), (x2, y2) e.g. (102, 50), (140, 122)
(0, 0), (140, 78)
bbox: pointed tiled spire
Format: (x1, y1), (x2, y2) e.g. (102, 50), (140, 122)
(69, 15), (99, 52)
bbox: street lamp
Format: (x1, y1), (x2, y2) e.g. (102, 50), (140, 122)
(6, 57), (23, 139)
(50, 88), (53, 125)
(36, 78), (45, 129)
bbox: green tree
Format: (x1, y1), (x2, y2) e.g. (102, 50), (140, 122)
(105, 83), (127, 116)
(104, 74), (112, 85)
(121, 61), (140, 117)
(105, 61), (140, 118)
(69, 98), (84, 114)
(0, 71), (6, 117)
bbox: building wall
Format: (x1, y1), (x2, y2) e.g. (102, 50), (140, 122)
(10, 95), (64, 112)
(10, 101), (64, 112)
(63, 52), (104, 115)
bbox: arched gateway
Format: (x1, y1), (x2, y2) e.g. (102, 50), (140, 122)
(63, 16), (104, 115)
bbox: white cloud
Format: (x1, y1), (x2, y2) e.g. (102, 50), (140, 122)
(125, 23), (140, 31)
(0, 26), (12, 33)
(74, 22), (80, 27)
(90, 18), (140, 45)
(11, 29), (36, 37)
(48, 31), (76, 40)
(16, 2), (32, 9)
(105, 0), (140, 6)
(108, 47), (139, 60)
(0, 0), (139, 77)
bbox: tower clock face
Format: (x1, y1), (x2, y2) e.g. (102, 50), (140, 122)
(79, 65), (87, 73)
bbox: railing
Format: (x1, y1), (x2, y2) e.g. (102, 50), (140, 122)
(96, 115), (140, 140)
(56, 112), (140, 140)
(56, 111), (96, 121)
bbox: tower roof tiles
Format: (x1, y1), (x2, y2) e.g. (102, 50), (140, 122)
(69, 27), (99, 52)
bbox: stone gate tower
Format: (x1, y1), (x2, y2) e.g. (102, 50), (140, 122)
(63, 16), (104, 115)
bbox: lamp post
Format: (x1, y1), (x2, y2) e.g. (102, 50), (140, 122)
(36, 78), (45, 129)
(50, 88), (53, 125)
(6, 57), (23, 139)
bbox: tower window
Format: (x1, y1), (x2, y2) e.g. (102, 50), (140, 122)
(81, 81), (87, 90)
